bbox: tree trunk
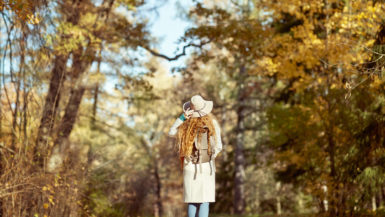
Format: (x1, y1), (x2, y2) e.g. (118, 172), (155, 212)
(378, 188), (383, 210)
(34, 54), (68, 167)
(55, 85), (86, 151)
(22, 76), (29, 147)
(276, 182), (282, 215)
(91, 84), (99, 129)
(325, 120), (337, 216)
(33, 0), (84, 168)
(153, 160), (163, 217)
(54, 49), (94, 152)
(372, 195), (377, 211)
(322, 184), (328, 212)
(234, 65), (246, 214)
(91, 49), (101, 130)
(140, 137), (163, 217)
(10, 47), (22, 150)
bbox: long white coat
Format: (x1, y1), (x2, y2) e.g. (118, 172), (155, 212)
(168, 117), (223, 203)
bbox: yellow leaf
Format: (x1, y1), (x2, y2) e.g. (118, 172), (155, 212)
(48, 196), (55, 205)
(365, 39), (375, 47)
(43, 203), (49, 209)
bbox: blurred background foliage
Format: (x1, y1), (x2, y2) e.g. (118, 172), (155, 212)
(0, 0), (384, 216)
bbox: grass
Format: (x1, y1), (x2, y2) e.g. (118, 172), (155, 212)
(211, 211), (385, 217)
(211, 214), (315, 217)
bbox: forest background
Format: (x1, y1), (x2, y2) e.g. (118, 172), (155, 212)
(0, 0), (384, 216)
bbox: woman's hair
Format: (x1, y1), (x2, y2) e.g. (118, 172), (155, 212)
(176, 114), (217, 157)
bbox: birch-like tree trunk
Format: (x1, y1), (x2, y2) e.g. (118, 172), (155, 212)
(54, 48), (94, 153)
(234, 65), (246, 214)
(33, 0), (81, 167)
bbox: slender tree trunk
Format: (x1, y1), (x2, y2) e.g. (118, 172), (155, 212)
(33, 0), (84, 168)
(378, 188), (383, 210)
(52, 0), (112, 156)
(276, 182), (282, 215)
(34, 54), (69, 167)
(0, 43), (2, 217)
(91, 48), (101, 130)
(55, 85), (86, 151)
(140, 136), (163, 217)
(153, 160), (163, 217)
(22, 79), (29, 149)
(54, 48), (95, 153)
(372, 195), (377, 211)
(325, 120), (338, 217)
(28, 55), (69, 211)
(234, 65), (246, 214)
(91, 85), (99, 129)
(322, 184), (328, 213)
(10, 58), (21, 150)
(323, 1), (338, 209)
(327, 130), (336, 178)
(0, 67), (2, 139)
(297, 190), (304, 213)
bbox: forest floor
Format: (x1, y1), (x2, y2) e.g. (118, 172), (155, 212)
(211, 211), (385, 217)
(212, 214), (314, 217)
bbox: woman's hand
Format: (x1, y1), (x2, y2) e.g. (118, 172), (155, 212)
(184, 107), (194, 119)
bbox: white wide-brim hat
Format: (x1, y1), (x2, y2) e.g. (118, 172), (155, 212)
(183, 95), (213, 118)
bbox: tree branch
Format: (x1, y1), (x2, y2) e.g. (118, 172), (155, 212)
(141, 40), (212, 61)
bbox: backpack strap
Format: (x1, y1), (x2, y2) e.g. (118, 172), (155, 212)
(194, 134), (199, 150)
(209, 159), (212, 175)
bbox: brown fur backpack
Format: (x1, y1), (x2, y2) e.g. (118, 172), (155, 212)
(184, 126), (216, 179)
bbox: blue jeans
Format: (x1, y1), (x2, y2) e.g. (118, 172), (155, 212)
(187, 202), (209, 217)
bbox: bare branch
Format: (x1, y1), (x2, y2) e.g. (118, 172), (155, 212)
(0, 142), (15, 154)
(141, 40), (212, 61)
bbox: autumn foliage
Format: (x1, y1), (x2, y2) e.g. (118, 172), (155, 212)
(0, 0), (384, 216)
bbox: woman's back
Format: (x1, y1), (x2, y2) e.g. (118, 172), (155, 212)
(167, 95), (223, 217)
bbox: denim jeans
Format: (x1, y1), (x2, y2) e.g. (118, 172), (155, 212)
(187, 202), (209, 217)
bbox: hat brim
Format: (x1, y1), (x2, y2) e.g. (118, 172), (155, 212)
(183, 100), (213, 118)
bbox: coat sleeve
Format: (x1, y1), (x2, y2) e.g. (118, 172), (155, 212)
(168, 117), (184, 137)
(212, 119), (223, 158)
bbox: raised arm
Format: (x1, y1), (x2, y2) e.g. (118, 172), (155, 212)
(168, 114), (186, 137)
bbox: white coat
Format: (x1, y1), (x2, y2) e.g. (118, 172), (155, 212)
(168, 117), (223, 203)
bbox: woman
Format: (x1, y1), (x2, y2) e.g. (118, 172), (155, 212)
(168, 95), (223, 217)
